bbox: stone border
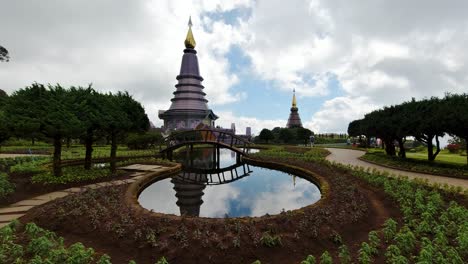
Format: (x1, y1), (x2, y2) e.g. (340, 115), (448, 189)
(125, 156), (330, 221)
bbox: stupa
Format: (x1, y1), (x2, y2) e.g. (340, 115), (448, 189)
(286, 89), (303, 128)
(159, 17), (218, 131)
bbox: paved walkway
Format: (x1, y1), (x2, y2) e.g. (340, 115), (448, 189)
(0, 164), (168, 228)
(325, 148), (468, 190)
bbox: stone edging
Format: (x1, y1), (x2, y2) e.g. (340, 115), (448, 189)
(124, 157), (330, 221)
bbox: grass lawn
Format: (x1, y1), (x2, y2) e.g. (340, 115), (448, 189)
(407, 151), (467, 166)
(363, 148), (468, 179)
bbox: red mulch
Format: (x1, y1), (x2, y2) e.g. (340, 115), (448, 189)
(0, 170), (134, 206)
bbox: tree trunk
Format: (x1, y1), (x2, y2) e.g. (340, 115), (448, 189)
(397, 138), (406, 158)
(84, 130), (93, 170)
(53, 136), (62, 177)
(31, 137), (35, 146)
(465, 137), (468, 165)
(430, 135), (441, 161)
(384, 139), (396, 156)
(110, 131), (117, 175)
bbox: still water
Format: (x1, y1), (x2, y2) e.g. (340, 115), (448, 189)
(138, 148), (321, 218)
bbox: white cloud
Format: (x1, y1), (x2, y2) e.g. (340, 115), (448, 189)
(305, 96), (378, 133)
(236, 0), (468, 132)
(0, 0), (254, 126)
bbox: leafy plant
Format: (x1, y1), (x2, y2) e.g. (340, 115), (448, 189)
(260, 231), (282, 247)
(0, 172), (15, 198)
(301, 255), (316, 264)
(319, 251), (332, 264)
(338, 245), (351, 264)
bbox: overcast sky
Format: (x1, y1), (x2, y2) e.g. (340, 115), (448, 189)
(1, 0), (467, 135)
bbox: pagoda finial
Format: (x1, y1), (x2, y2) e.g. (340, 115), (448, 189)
(185, 16), (196, 49)
(292, 89), (297, 108)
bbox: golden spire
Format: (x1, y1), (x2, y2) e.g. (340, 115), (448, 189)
(292, 89), (297, 108)
(184, 16), (196, 49)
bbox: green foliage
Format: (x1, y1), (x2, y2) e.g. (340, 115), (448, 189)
(155, 256), (169, 264)
(319, 251), (332, 264)
(382, 218), (398, 242)
(347, 164), (467, 264)
(31, 165), (122, 185)
(126, 132), (162, 150)
(9, 158), (49, 174)
(258, 129), (275, 143)
(338, 245), (351, 264)
(97, 254), (112, 264)
(361, 151), (468, 179)
(279, 128), (295, 143)
(368, 231), (381, 252)
(0, 172), (15, 198)
(358, 242), (373, 264)
(394, 226), (416, 255)
(348, 94), (468, 162)
(301, 255), (316, 264)
(260, 231), (282, 247)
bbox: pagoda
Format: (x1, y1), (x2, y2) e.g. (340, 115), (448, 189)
(159, 17), (218, 131)
(286, 89), (303, 128)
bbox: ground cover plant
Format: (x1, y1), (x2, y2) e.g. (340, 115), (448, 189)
(4, 145), (466, 263)
(0, 220), (158, 263)
(0, 146), (161, 205)
(18, 147), (400, 263)
(361, 149), (468, 179)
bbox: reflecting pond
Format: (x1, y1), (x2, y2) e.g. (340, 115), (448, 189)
(138, 148), (321, 218)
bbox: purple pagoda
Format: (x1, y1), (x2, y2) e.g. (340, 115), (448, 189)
(286, 89), (303, 128)
(159, 17), (218, 131)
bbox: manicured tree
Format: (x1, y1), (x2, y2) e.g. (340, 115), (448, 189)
(0, 45), (9, 62)
(5, 83), (82, 176)
(258, 128), (274, 144)
(365, 109), (396, 155)
(411, 97), (445, 161)
(279, 128), (295, 144)
(443, 93), (468, 164)
(347, 119), (363, 138)
(69, 86), (104, 170)
(102, 92), (149, 174)
(296, 127), (313, 145)
(0, 90), (9, 149)
(0, 111), (10, 151)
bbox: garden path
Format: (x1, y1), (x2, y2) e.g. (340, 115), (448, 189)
(0, 164), (169, 228)
(325, 148), (468, 189)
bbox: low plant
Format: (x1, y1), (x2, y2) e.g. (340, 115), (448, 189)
(0, 221), (170, 264)
(301, 255), (316, 264)
(0, 172), (15, 198)
(338, 244), (351, 264)
(31, 165), (124, 185)
(319, 251), (332, 264)
(259, 231), (282, 247)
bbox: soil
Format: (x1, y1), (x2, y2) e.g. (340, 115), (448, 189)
(0, 170), (134, 206)
(19, 154), (403, 264)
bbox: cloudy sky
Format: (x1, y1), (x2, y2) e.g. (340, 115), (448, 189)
(1, 0), (467, 135)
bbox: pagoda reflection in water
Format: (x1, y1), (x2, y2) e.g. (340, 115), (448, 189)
(171, 147), (252, 216)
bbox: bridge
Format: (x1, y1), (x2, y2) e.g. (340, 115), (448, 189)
(160, 129), (252, 160)
(174, 163), (253, 185)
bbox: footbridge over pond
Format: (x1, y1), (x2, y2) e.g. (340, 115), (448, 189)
(160, 129), (253, 161)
